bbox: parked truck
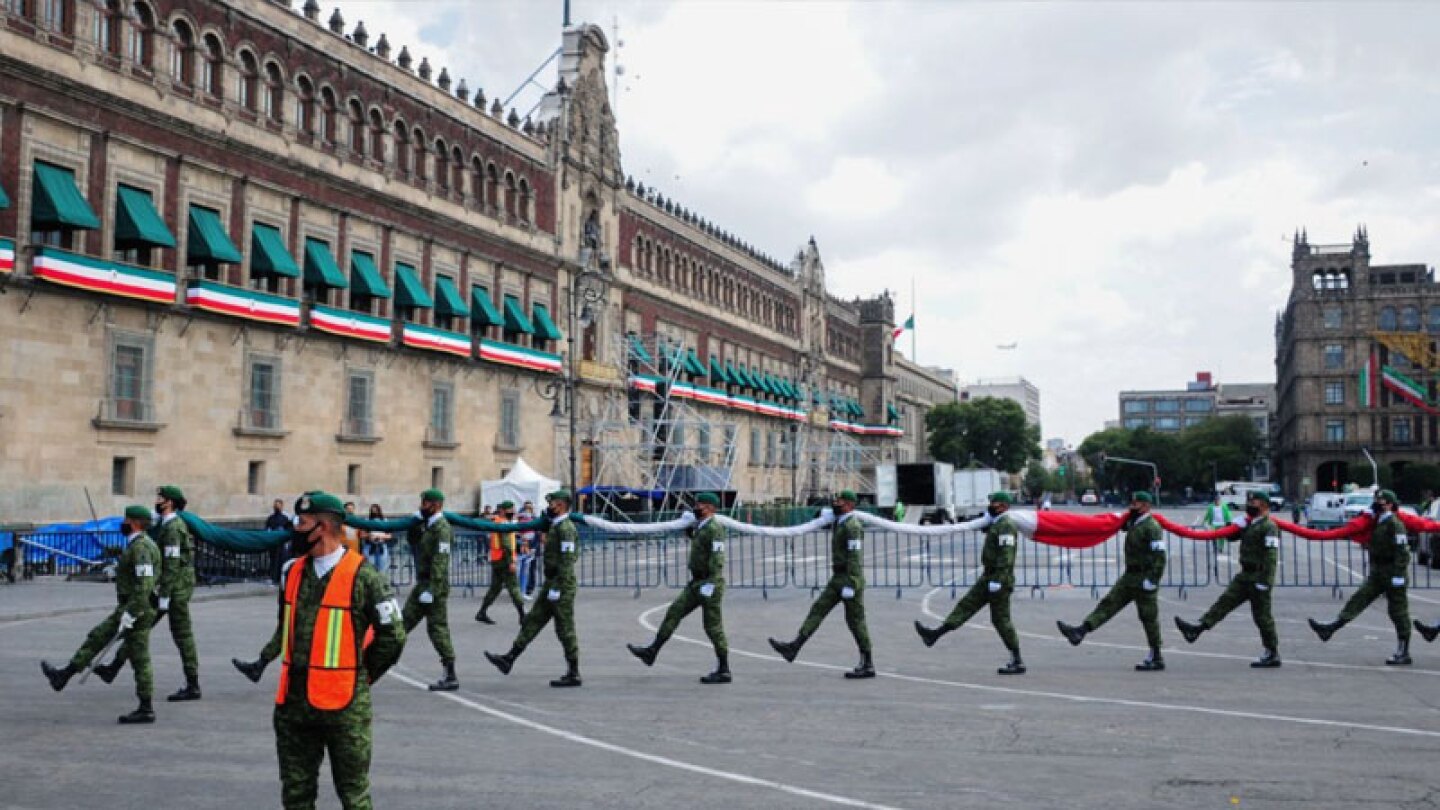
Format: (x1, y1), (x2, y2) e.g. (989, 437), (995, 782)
(875, 463), (955, 522)
(953, 468), (1004, 520)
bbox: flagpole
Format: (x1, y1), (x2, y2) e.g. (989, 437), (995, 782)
(910, 276), (916, 363)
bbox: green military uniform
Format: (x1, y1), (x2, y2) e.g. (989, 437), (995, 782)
(401, 513), (456, 664)
(1082, 512), (1166, 648)
(476, 516), (525, 623)
(70, 530), (162, 699)
(155, 510), (201, 691)
(510, 512), (580, 665)
(1193, 513), (1280, 653)
(1311, 496), (1414, 664)
(769, 499), (875, 678)
(928, 513), (1021, 655)
(655, 515), (729, 655)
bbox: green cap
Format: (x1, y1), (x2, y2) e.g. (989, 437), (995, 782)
(156, 484), (185, 502)
(498, 500), (515, 510)
(297, 491), (347, 517)
(1131, 491), (1154, 504)
(421, 488), (445, 503)
(546, 489), (572, 503)
(1378, 489), (1399, 504)
(989, 491), (1012, 505)
(695, 492), (721, 507)
(123, 505), (152, 523)
(1246, 490), (1269, 503)
(835, 490), (858, 502)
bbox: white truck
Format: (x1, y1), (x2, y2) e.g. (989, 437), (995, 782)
(875, 462), (956, 523)
(1215, 481), (1283, 511)
(953, 468), (1004, 520)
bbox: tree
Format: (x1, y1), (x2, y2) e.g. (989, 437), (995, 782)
(1176, 416), (1260, 490)
(1023, 460), (1050, 499)
(1394, 463), (1440, 504)
(1078, 415), (1263, 497)
(925, 398), (1040, 473)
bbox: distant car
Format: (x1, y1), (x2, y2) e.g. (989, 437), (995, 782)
(1080, 490), (1099, 505)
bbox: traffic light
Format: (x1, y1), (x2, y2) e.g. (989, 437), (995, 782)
(1058, 466), (1067, 477)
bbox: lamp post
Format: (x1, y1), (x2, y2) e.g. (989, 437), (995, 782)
(537, 246), (609, 497)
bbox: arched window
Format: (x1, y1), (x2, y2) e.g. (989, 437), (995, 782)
(392, 119), (410, 175)
(485, 163), (499, 212)
(200, 33), (222, 96)
(236, 49), (258, 112)
(434, 138), (449, 190)
(94, 0), (122, 55)
(470, 156), (485, 205)
(347, 100), (365, 156)
(503, 171), (517, 220)
(294, 76), (314, 135)
(369, 109), (385, 161)
(263, 61), (283, 122)
(170, 20), (195, 86)
(128, 2), (155, 68)
(451, 147), (464, 195)
(518, 177), (533, 224)
(1402, 306), (1421, 332)
(319, 86), (337, 144)
(1379, 306), (1398, 331)
(412, 127), (427, 182)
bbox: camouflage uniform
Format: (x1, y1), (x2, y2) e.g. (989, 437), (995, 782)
(69, 531), (161, 699)
(1336, 512), (1412, 638)
(273, 551), (406, 810)
(155, 512), (200, 685)
(1082, 513), (1166, 649)
(797, 511), (871, 655)
(935, 513), (1021, 652)
(653, 516), (728, 656)
(401, 514), (455, 662)
(511, 514), (580, 663)
(478, 525), (525, 618)
(1197, 514), (1280, 650)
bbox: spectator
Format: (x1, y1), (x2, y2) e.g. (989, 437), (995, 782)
(341, 502), (362, 556)
(265, 498), (294, 584)
(516, 501), (536, 596)
(361, 504), (392, 578)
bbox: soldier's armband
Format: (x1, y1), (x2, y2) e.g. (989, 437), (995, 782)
(560, 541), (576, 554)
(1265, 536), (1279, 549)
(164, 546), (180, 558)
(136, 563), (154, 577)
(1149, 540), (1166, 552)
(376, 598), (400, 625)
(438, 542), (451, 554)
(711, 541), (725, 553)
(999, 534), (1016, 547)
(846, 538), (862, 551)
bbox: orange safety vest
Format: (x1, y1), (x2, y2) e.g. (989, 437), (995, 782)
(275, 550), (365, 711)
(488, 527), (513, 563)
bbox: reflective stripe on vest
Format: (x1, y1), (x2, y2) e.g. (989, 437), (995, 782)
(489, 533), (503, 563)
(275, 550), (364, 711)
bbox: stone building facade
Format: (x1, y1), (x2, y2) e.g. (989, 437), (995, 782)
(0, 0), (946, 520)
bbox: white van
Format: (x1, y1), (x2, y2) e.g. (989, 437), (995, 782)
(1306, 492), (1347, 528)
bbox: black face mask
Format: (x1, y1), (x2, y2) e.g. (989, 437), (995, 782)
(1245, 505), (1261, 518)
(1371, 503), (1384, 515)
(987, 505), (1002, 517)
(154, 501), (167, 514)
(288, 524), (320, 558)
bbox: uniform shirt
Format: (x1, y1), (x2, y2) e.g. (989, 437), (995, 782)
(276, 549), (406, 696)
(1369, 511), (1412, 579)
(1121, 513), (1167, 582)
(543, 514), (579, 591)
(981, 514), (1020, 588)
(687, 516), (726, 585)
(117, 530), (161, 616)
(154, 511), (195, 599)
(409, 514), (453, 598)
(830, 511), (864, 587)
(489, 520), (517, 567)
(1236, 514), (1280, 584)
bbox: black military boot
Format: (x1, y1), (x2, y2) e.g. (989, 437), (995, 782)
(1415, 620), (1440, 644)
(700, 654), (732, 685)
(1057, 620), (1089, 646)
(485, 647), (518, 675)
(1386, 638), (1413, 666)
(626, 641), (660, 667)
(550, 660), (582, 688)
(997, 651), (1026, 675)
(474, 607), (496, 625)
(117, 698), (155, 725)
(1308, 617), (1343, 642)
(41, 661), (76, 692)
(1135, 649), (1165, 671)
(767, 632), (808, 664)
(1174, 616), (1205, 644)
(94, 657), (124, 685)
(429, 659), (459, 691)
(844, 651), (876, 679)
(167, 677), (202, 702)
(1251, 648), (1281, 668)
(516, 604), (526, 624)
(914, 620), (946, 648)
(231, 657), (268, 684)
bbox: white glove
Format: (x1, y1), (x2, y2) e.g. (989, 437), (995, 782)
(1141, 579), (1157, 592)
(987, 581), (1002, 593)
(1254, 582), (1269, 592)
(158, 597), (170, 611)
(1391, 576), (1406, 588)
(698, 582), (715, 599)
(419, 591), (434, 604)
(840, 586), (856, 600)
(547, 588), (561, 602)
(120, 612), (136, 631)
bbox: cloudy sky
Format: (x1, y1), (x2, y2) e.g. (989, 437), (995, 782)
(334, 0), (1440, 444)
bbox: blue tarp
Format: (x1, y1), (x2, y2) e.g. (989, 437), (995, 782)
(579, 486), (665, 500)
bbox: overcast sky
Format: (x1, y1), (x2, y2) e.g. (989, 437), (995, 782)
(333, 0), (1440, 444)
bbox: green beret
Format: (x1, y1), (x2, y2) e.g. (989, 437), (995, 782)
(1378, 489), (1399, 504)
(1131, 491), (1154, 504)
(835, 490), (858, 502)
(989, 491), (1012, 505)
(1246, 490), (1269, 503)
(498, 500), (515, 510)
(123, 505), (152, 523)
(297, 491), (347, 517)
(156, 484), (185, 502)
(421, 488), (445, 503)
(546, 489), (572, 503)
(696, 492), (721, 507)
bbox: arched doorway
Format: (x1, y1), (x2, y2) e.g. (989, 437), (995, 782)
(1316, 460), (1349, 492)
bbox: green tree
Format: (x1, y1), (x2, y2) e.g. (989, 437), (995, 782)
(1023, 460), (1050, 499)
(1176, 415), (1260, 490)
(925, 398), (1041, 474)
(1079, 415), (1264, 498)
(1394, 463), (1440, 504)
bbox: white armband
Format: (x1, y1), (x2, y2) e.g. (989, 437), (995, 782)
(135, 564), (154, 577)
(164, 546), (180, 558)
(846, 539), (862, 551)
(376, 598), (400, 625)
(711, 541), (725, 553)
(560, 541), (576, 554)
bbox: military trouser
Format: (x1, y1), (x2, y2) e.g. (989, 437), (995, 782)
(1084, 575), (1163, 649)
(480, 564), (525, 614)
(260, 625), (283, 663)
(656, 582), (728, 656)
(70, 607), (154, 700)
(513, 586), (578, 663)
(402, 588), (455, 662)
(1338, 575), (1411, 640)
(274, 694), (373, 810)
(942, 581), (1019, 652)
(1200, 575), (1278, 650)
(799, 577), (871, 655)
(165, 582), (200, 682)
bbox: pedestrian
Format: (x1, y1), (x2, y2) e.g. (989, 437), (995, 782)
(360, 504), (392, 577)
(41, 505), (162, 724)
(519, 500), (539, 597)
(485, 490), (583, 687)
(1175, 491), (1282, 667)
(266, 498), (295, 584)
(475, 501), (526, 626)
(342, 502), (363, 556)
(1308, 489), (1414, 665)
(401, 488), (459, 691)
(271, 491), (406, 810)
(768, 490), (875, 679)
(154, 485), (202, 701)
(894, 501), (907, 522)
(1057, 490), (1168, 671)
(915, 491), (1025, 674)
(1198, 492), (1232, 579)
(627, 492), (731, 683)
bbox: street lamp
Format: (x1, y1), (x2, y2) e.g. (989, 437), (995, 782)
(536, 246), (609, 498)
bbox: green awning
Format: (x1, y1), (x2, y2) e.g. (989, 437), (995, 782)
(724, 360), (741, 387)
(250, 223), (299, 278)
(503, 294), (535, 334)
(470, 286), (504, 326)
(349, 252), (391, 298)
(684, 348), (706, 377)
(629, 334), (654, 365)
(303, 238), (347, 289)
(709, 356), (730, 385)
(434, 275), (469, 317)
(0, 180), (10, 210)
(532, 303), (563, 342)
(186, 205), (242, 264)
(31, 162), (100, 230)
(887, 403), (901, 423)
(739, 366), (759, 391)
(114, 185), (176, 249)
(394, 263), (432, 308)
(778, 378), (795, 400)
(850, 399), (865, 418)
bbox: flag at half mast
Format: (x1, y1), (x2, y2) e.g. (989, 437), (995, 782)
(892, 314), (914, 341)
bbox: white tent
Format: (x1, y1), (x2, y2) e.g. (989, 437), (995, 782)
(479, 458), (560, 511)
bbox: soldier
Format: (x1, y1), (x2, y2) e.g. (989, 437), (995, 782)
(154, 484), (202, 701)
(401, 488), (459, 690)
(627, 492), (731, 684)
(1308, 489), (1414, 665)
(1057, 491), (1168, 671)
(485, 490), (582, 687)
(475, 500), (526, 626)
(768, 490), (875, 679)
(41, 505), (162, 724)
(914, 491), (1025, 675)
(272, 491), (406, 810)
(1175, 491), (1282, 667)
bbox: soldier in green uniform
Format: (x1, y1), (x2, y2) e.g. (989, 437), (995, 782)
(1175, 491), (1282, 667)
(154, 484), (202, 701)
(475, 500), (526, 626)
(401, 488), (459, 690)
(768, 490), (875, 679)
(272, 491), (406, 810)
(627, 492), (731, 684)
(915, 491), (1025, 675)
(485, 490), (582, 687)
(1057, 491), (1168, 671)
(41, 505), (162, 724)
(1309, 489), (1413, 665)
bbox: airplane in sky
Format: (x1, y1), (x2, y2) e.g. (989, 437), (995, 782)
(996, 342), (1018, 350)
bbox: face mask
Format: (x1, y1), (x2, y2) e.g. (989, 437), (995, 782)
(288, 524), (321, 558)
(1371, 503), (1383, 515)
(987, 505), (1002, 517)
(154, 501), (167, 514)
(1245, 505), (1260, 518)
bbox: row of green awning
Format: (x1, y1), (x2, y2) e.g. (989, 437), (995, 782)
(32, 162), (101, 230)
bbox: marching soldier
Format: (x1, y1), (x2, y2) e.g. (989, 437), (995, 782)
(768, 490), (875, 679)
(915, 491), (1025, 675)
(401, 488), (459, 691)
(41, 505), (162, 724)
(485, 490), (582, 687)
(627, 492), (731, 684)
(154, 484), (202, 701)
(1309, 489), (1414, 665)
(272, 491), (406, 810)
(1175, 491), (1282, 667)
(475, 500), (526, 626)
(1057, 490), (1168, 671)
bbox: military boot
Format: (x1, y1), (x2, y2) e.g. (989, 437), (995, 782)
(429, 659), (459, 691)
(844, 651), (876, 679)
(997, 651), (1026, 675)
(231, 657), (268, 684)
(626, 641), (660, 667)
(474, 608), (495, 625)
(41, 661), (77, 692)
(700, 654), (732, 685)
(94, 657), (124, 685)
(914, 620), (946, 648)
(1308, 617), (1343, 642)
(484, 648), (518, 675)
(117, 698), (155, 725)
(1250, 649), (1281, 668)
(550, 660), (582, 688)
(1386, 638), (1413, 666)
(767, 632), (808, 664)
(1057, 620), (1088, 646)
(1415, 619), (1440, 644)
(1174, 616), (1205, 645)
(516, 604), (526, 624)
(1135, 649), (1165, 672)
(167, 677), (202, 702)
